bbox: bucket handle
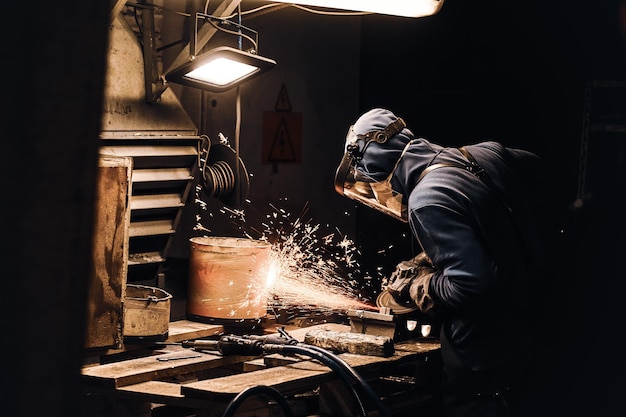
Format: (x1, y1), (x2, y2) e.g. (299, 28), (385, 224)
(126, 284), (173, 302)
(126, 294), (172, 303)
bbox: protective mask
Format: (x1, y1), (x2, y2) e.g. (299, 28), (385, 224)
(334, 118), (410, 222)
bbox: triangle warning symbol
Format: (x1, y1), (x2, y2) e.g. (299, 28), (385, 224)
(275, 84), (292, 111)
(268, 117), (296, 162)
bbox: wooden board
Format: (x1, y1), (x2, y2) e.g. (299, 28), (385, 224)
(81, 345), (259, 388)
(84, 156), (132, 349)
(81, 322), (441, 417)
(166, 320), (224, 343)
(118, 381), (185, 398)
(82, 323), (350, 387)
(181, 340), (438, 400)
(89, 381), (219, 411)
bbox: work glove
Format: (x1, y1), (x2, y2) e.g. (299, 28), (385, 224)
(386, 252), (437, 313)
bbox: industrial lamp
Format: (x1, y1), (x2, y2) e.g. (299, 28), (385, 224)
(268, 0), (445, 18)
(165, 13), (276, 92)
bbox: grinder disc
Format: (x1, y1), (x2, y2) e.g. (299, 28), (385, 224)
(376, 289), (419, 315)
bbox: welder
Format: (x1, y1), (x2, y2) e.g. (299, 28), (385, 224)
(334, 108), (552, 417)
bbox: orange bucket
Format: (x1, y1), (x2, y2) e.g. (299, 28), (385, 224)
(187, 236), (271, 325)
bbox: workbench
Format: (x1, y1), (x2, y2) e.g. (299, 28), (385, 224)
(80, 320), (441, 417)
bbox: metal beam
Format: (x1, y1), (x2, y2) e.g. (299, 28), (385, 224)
(164, 0), (243, 75)
(110, 0), (127, 24)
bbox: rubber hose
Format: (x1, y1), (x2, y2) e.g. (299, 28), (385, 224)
(299, 344), (389, 410)
(264, 343), (391, 417)
(265, 344), (367, 417)
(298, 343), (392, 417)
(222, 385), (293, 417)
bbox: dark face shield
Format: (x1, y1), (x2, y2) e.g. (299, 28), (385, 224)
(334, 120), (410, 223)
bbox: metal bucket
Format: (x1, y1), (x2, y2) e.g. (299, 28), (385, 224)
(123, 284), (172, 342)
(187, 236), (272, 326)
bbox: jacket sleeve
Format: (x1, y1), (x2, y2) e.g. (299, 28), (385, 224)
(409, 203), (498, 311)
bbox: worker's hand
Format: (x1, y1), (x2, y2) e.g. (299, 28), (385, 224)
(386, 264), (416, 305)
(386, 253), (436, 311)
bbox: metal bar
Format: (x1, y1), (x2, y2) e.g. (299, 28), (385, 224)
(140, 0), (162, 102)
(164, 0), (244, 74)
(101, 145), (198, 157)
(131, 167), (192, 182)
(130, 194), (184, 210)
(129, 219), (175, 237)
(110, 0), (127, 24)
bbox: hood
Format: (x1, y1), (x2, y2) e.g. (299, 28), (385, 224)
(352, 108), (444, 196)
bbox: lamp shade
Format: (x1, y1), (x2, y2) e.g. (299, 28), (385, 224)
(165, 46), (276, 92)
(269, 0), (444, 18)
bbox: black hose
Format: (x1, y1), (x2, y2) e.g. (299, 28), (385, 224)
(300, 343), (391, 417)
(222, 385), (294, 417)
(292, 344), (368, 417)
(263, 343), (392, 417)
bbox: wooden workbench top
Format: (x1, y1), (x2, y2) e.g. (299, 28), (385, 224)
(81, 321), (441, 414)
(81, 322), (349, 388)
(181, 338), (440, 399)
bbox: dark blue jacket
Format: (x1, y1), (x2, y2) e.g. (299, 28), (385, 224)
(351, 107), (547, 373)
(359, 130), (545, 372)
(403, 140), (544, 371)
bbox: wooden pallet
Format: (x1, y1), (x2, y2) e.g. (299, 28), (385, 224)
(81, 322), (441, 417)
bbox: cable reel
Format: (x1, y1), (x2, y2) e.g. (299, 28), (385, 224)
(199, 137), (250, 208)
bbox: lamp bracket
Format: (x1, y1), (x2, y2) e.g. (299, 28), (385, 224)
(164, 0), (243, 76)
(191, 12), (260, 57)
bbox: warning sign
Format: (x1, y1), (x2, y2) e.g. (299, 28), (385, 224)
(274, 84), (292, 111)
(262, 111), (302, 164)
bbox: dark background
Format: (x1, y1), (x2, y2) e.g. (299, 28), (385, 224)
(356, 2), (626, 415)
(2, 0), (625, 416)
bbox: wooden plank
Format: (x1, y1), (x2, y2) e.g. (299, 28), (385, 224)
(81, 346), (259, 388)
(242, 358), (267, 372)
(166, 320), (224, 343)
(89, 381), (216, 410)
(183, 358), (332, 398)
(83, 321), (440, 396)
(82, 324), (354, 388)
(83, 320), (224, 359)
(181, 342), (438, 400)
(84, 156), (132, 349)
(119, 381), (184, 398)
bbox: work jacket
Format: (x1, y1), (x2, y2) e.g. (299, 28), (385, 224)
(393, 139), (545, 372)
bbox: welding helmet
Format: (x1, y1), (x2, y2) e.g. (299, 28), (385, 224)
(335, 108), (413, 222)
